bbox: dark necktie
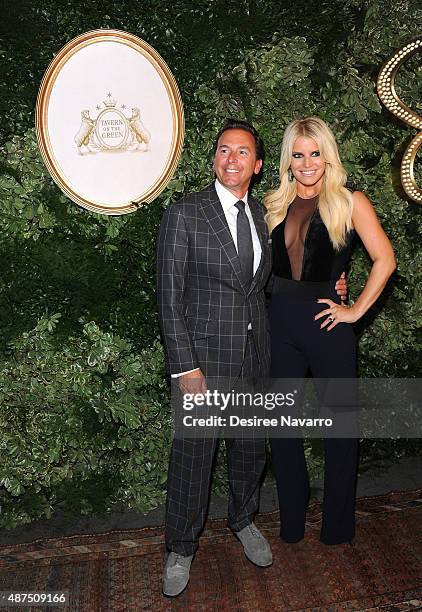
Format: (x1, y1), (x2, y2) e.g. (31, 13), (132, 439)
(235, 200), (254, 287)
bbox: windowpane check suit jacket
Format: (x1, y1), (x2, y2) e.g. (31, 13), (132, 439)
(157, 183), (272, 378)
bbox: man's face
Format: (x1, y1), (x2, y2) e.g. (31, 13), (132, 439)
(213, 129), (262, 198)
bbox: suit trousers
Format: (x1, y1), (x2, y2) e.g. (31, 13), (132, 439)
(165, 331), (267, 556)
(269, 288), (359, 545)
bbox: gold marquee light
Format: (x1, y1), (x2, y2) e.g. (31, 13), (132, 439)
(377, 37), (422, 203)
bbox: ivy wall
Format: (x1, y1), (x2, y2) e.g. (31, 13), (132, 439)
(0, 0), (420, 526)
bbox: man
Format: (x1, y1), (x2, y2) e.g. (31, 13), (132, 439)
(157, 119), (272, 597)
(157, 119), (346, 597)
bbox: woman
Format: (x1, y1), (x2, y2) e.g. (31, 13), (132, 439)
(264, 117), (395, 545)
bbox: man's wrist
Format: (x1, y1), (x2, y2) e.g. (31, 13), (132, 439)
(171, 368), (200, 378)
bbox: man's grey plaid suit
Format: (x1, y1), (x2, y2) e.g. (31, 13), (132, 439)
(157, 182), (272, 555)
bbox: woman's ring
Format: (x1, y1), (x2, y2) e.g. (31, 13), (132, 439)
(328, 316), (334, 323)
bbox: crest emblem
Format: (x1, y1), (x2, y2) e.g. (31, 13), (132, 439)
(74, 93), (151, 154)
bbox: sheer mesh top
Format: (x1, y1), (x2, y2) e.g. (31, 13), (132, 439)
(284, 195), (318, 280)
(271, 193), (355, 283)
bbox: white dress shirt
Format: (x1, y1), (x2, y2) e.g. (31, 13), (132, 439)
(172, 179), (262, 377)
(214, 179), (262, 276)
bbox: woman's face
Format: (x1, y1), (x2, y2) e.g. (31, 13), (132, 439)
(290, 136), (326, 191)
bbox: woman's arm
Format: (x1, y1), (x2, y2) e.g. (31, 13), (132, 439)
(315, 191), (396, 331)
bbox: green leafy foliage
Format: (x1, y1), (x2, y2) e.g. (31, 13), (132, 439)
(0, 314), (170, 527)
(0, 0), (420, 526)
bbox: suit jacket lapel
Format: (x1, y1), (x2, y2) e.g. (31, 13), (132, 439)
(199, 184), (245, 290)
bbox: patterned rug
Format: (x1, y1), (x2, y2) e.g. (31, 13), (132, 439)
(0, 489), (421, 611)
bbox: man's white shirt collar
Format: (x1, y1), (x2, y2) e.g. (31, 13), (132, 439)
(215, 179), (248, 212)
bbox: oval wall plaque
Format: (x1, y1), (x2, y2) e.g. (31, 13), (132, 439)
(36, 29), (184, 215)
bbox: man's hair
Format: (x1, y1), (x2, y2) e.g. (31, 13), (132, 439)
(213, 118), (265, 161)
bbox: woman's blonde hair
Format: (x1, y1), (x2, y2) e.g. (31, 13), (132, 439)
(264, 117), (353, 249)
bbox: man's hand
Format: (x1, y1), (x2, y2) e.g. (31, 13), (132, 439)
(179, 369), (207, 396)
(335, 272), (348, 302)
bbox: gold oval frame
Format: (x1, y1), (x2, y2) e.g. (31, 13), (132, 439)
(377, 37), (422, 204)
(36, 29), (184, 215)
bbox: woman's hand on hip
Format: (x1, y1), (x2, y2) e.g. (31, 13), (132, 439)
(315, 298), (358, 331)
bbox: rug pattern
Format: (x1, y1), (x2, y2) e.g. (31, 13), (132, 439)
(0, 489), (420, 611)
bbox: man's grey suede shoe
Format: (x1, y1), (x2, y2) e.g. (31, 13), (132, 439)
(235, 522), (273, 567)
(162, 552), (193, 597)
